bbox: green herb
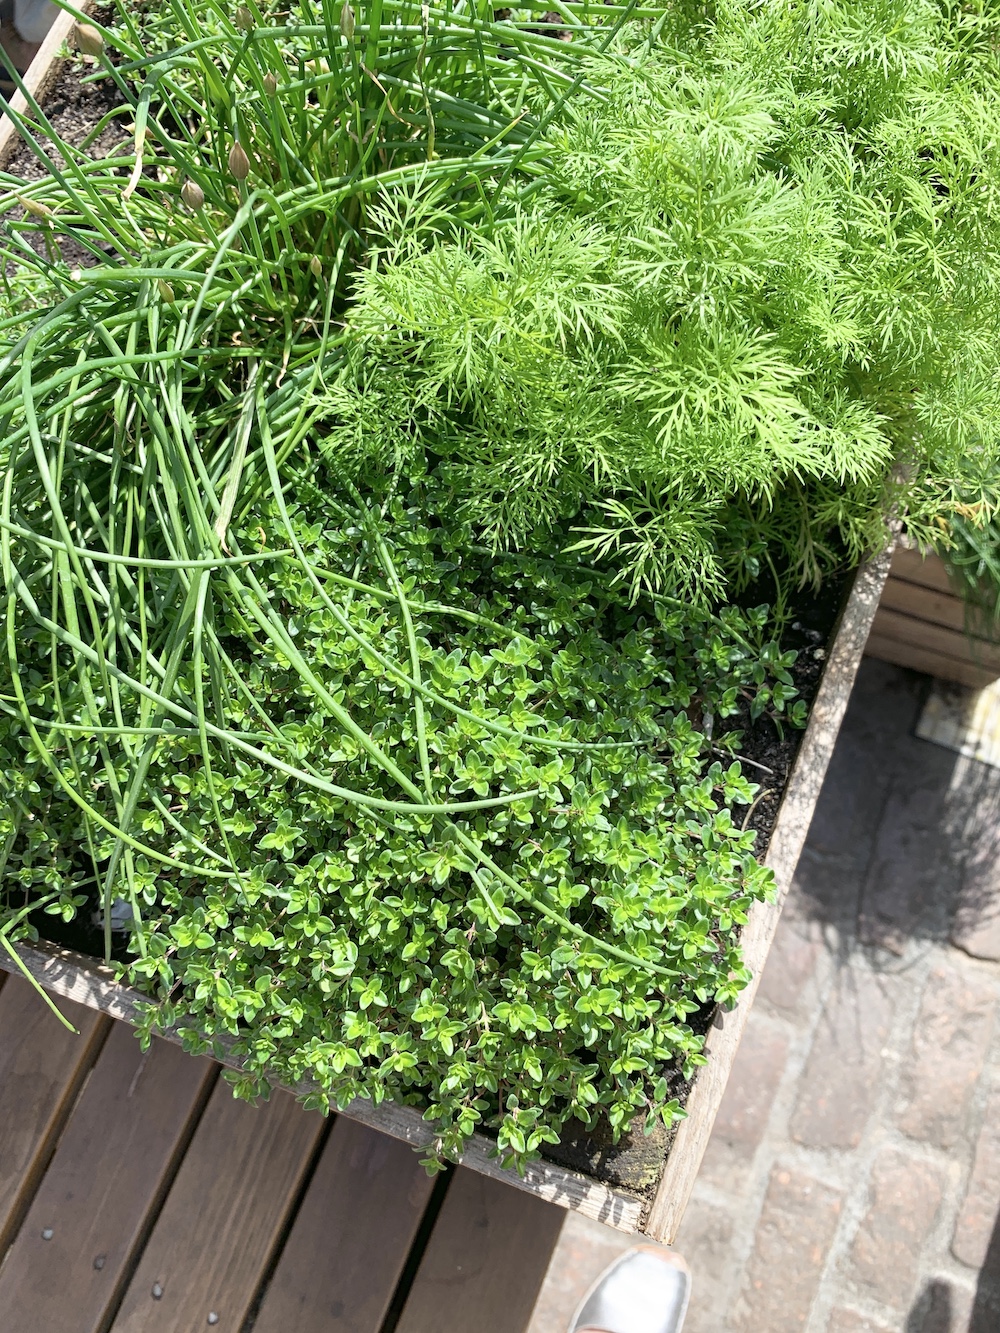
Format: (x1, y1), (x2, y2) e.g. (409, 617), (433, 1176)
(2, 482), (790, 1167)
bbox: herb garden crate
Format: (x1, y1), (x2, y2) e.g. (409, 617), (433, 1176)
(0, 498), (891, 1243)
(865, 544), (1000, 689)
(0, 0), (907, 1248)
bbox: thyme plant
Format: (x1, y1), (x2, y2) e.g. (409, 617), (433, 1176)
(3, 477), (797, 1163)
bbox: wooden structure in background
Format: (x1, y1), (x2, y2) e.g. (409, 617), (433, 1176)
(865, 547), (1000, 689)
(0, 971), (638, 1333)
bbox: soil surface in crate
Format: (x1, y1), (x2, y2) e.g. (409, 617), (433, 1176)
(6, 47), (856, 1203)
(5, 27), (126, 270)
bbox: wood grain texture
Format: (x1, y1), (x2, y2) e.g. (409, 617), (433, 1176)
(645, 546), (894, 1243)
(871, 606), (1000, 673)
(0, 1024), (214, 1333)
(0, 4), (91, 168)
(109, 1082), (324, 1333)
(864, 632), (999, 690)
(0, 975), (108, 1250)
(253, 1115), (434, 1333)
(889, 546), (956, 593)
(0, 940), (645, 1233)
(394, 1169), (565, 1333)
(880, 577), (969, 634)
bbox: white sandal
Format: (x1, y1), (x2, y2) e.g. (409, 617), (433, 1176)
(569, 1245), (691, 1333)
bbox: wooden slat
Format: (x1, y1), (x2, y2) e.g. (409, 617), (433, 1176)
(0, 939), (645, 1234)
(889, 545), (957, 594)
(0, 3), (91, 168)
(645, 544), (894, 1243)
(880, 576), (969, 634)
(864, 632), (999, 690)
(0, 1023), (214, 1332)
(871, 606), (1000, 674)
(253, 1116), (435, 1333)
(394, 1169), (565, 1333)
(0, 975), (108, 1250)
(109, 1082), (325, 1333)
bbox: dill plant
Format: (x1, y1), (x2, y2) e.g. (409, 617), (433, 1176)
(326, 0), (1000, 599)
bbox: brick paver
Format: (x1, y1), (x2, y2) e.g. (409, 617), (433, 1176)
(896, 967), (998, 1150)
(847, 1147), (946, 1310)
(859, 778), (953, 954)
(826, 1310), (893, 1333)
(790, 968), (898, 1151)
(755, 914), (824, 1018)
(697, 1015), (789, 1191)
(953, 818), (1000, 962)
(674, 1197), (737, 1333)
(731, 1166), (843, 1332)
(953, 1085), (1000, 1269)
(676, 661), (1000, 1332)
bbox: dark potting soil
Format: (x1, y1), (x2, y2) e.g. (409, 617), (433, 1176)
(4, 29), (127, 271)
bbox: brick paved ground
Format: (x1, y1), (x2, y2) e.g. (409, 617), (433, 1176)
(677, 660), (1000, 1333)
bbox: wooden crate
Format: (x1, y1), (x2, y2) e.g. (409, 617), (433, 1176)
(865, 547), (1000, 689)
(0, 32), (893, 1244)
(0, 970), (658, 1333)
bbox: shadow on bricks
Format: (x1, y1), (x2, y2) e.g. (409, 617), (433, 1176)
(790, 658), (1000, 960)
(678, 659), (1000, 1333)
(968, 1213), (1000, 1332)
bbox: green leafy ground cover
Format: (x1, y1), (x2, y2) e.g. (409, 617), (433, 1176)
(2, 0), (1000, 1170)
(5, 483), (795, 1161)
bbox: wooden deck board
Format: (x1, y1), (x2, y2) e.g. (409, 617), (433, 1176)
(889, 545), (957, 593)
(394, 1169), (565, 1333)
(0, 976), (108, 1251)
(0, 991), (660, 1333)
(0, 1024), (214, 1333)
(864, 631), (1000, 689)
(109, 1081), (325, 1333)
(253, 1115), (435, 1333)
(871, 605), (1000, 673)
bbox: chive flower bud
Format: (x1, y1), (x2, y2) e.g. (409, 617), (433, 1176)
(180, 179), (205, 210)
(76, 23), (105, 57)
(18, 195), (53, 220)
(157, 279), (176, 304)
(228, 142), (251, 181)
(234, 5), (254, 31)
(309, 255), (323, 277)
(263, 71), (278, 95)
(339, 2), (355, 39)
